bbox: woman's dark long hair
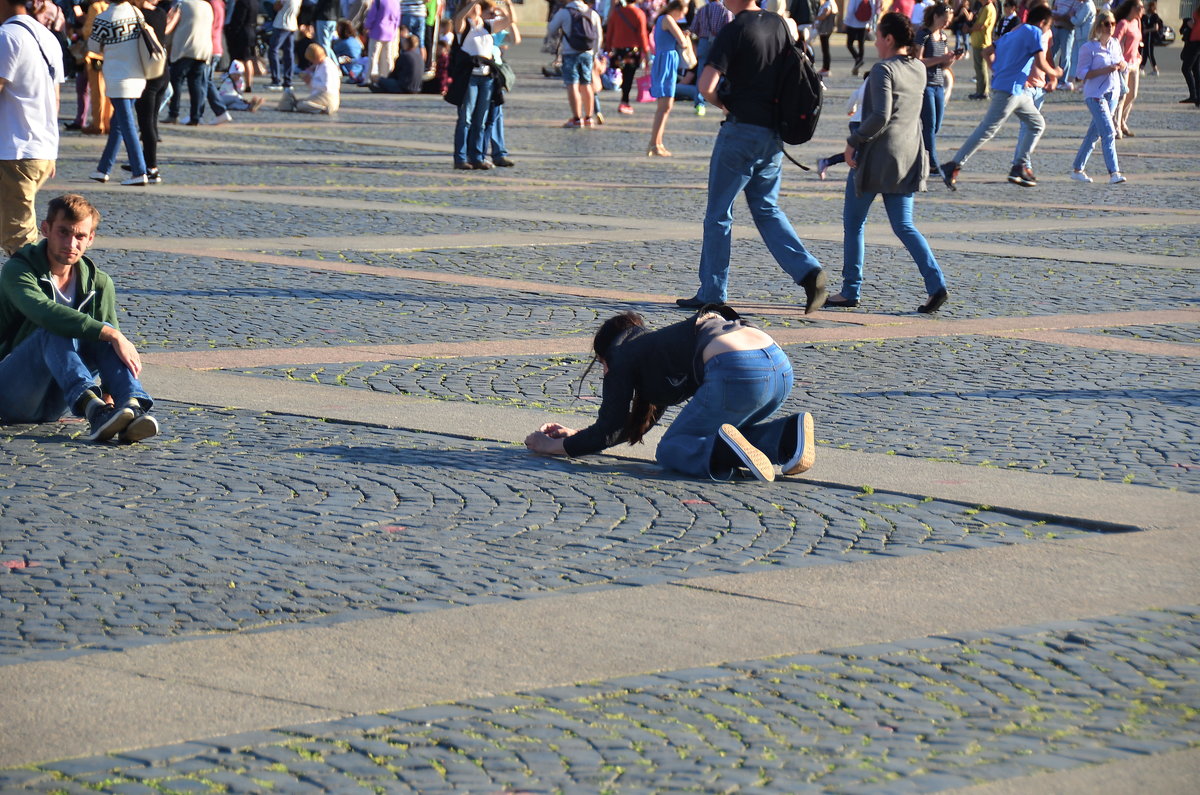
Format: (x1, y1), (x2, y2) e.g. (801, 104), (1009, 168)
(878, 11), (919, 57)
(1112, 0), (1142, 23)
(579, 311), (659, 446)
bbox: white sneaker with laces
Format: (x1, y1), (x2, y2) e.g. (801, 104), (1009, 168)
(205, 111), (233, 125)
(1071, 170), (1092, 183)
(1109, 172), (1127, 184)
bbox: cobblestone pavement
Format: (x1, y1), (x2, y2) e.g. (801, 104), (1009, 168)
(238, 334), (1200, 491)
(0, 406), (1101, 665)
(3, 34), (1198, 790)
(5, 608), (1196, 793)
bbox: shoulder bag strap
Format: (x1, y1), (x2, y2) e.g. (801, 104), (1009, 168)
(3, 18), (56, 80)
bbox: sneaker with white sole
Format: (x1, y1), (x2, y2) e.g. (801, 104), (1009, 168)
(205, 111), (233, 125)
(89, 171), (109, 183)
(782, 412), (815, 476)
(1109, 172), (1127, 184)
(84, 403), (135, 442)
(1070, 170), (1092, 183)
(717, 424), (775, 482)
(121, 174), (148, 186)
(119, 405), (160, 443)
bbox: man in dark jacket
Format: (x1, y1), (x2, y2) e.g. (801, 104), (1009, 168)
(0, 193), (158, 442)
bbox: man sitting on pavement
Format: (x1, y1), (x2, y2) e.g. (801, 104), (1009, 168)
(0, 193), (159, 443)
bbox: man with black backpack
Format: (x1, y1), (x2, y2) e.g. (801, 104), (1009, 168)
(675, 0), (827, 315)
(546, 0), (602, 127)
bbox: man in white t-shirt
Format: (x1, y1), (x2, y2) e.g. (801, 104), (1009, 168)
(0, 0), (66, 255)
(279, 42), (340, 112)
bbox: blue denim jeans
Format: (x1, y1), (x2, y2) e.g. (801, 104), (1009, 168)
(1074, 91), (1119, 175)
(1014, 85), (1046, 167)
(561, 51), (593, 85)
(693, 37), (713, 107)
(951, 89), (1044, 170)
(1052, 26), (1074, 79)
(841, 175), (946, 302)
(97, 97), (146, 177)
(656, 345), (797, 479)
(486, 102), (507, 159)
(204, 60), (229, 118)
(696, 120), (823, 304)
(168, 57), (208, 120)
(454, 74), (494, 164)
(920, 84), (945, 169)
(0, 328), (151, 423)
(316, 19), (338, 60)
(269, 29), (295, 87)
(400, 13), (425, 38)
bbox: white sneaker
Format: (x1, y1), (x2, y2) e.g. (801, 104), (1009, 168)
(1070, 170), (1092, 183)
(88, 171), (109, 183)
(1109, 172), (1127, 184)
(695, 105), (706, 116)
(205, 111), (233, 125)
(782, 412), (815, 476)
(121, 174), (148, 186)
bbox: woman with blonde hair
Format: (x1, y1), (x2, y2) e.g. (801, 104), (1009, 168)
(1072, 10), (1127, 183)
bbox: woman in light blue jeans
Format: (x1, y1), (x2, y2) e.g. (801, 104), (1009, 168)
(524, 310), (816, 483)
(1072, 11), (1127, 184)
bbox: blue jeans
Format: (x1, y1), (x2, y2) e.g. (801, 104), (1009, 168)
(168, 57), (208, 120)
(0, 328), (151, 423)
(695, 120), (823, 304)
(1052, 27), (1074, 79)
(453, 74), (494, 164)
(561, 51), (593, 85)
(269, 29), (295, 87)
(951, 89), (1045, 170)
(920, 84), (945, 169)
(97, 97), (146, 177)
(486, 101), (507, 159)
(316, 20), (338, 61)
(204, 60), (229, 118)
(1074, 91), (1119, 174)
(841, 175), (946, 302)
(657, 346), (797, 479)
(1014, 85), (1046, 167)
(400, 13), (425, 38)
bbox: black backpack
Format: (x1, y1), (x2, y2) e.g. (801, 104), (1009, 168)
(774, 35), (823, 147)
(565, 7), (599, 51)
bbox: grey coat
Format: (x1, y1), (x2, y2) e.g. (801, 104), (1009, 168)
(847, 55), (929, 196)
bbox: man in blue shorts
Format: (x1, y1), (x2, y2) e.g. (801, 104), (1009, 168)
(546, 0), (603, 127)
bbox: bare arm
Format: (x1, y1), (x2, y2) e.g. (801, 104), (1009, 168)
(98, 325), (142, 377)
(165, 6), (180, 35)
(664, 14), (689, 50)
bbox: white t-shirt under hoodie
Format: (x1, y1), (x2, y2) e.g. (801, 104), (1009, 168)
(87, 0), (146, 99)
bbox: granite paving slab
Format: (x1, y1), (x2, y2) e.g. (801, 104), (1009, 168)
(0, 405), (1102, 664)
(8, 608), (1196, 793)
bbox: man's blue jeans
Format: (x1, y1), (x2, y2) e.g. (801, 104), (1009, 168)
(951, 89), (1045, 170)
(454, 74), (494, 164)
(400, 13), (424, 39)
(657, 346), (797, 479)
(168, 57), (208, 121)
(696, 120), (823, 304)
(316, 19), (338, 61)
(1074, 91), (1119, 175)
(1014, 85), (1046, 167)
(841, 176), (946, 302)
(920, 84), (945, 169)
(97, 98), (147, 177)
(204, 60), (230, 119)
(0, 328), (151, 423)
(269, 29), (295, 87)
(1052, 26), (1074, 79)
(693, 37), (712, 108)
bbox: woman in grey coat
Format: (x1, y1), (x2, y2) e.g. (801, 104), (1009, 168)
(824, 11), (950, 314)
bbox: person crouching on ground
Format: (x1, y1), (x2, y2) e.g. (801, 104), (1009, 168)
(279, 43), (341, 113)
(524, 308), (816, 483)
(0, 194), (159, 443)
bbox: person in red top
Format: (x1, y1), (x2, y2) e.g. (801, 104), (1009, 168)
(606, 0), (648, 113)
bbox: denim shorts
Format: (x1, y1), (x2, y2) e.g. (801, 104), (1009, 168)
(561, 51), (594, 86)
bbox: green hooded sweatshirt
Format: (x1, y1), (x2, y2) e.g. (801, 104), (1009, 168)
(0, 241), (119, 361)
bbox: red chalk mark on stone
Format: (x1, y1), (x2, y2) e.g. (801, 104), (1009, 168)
(2, 561), (39, 569)
(681, 500), (712, 506)
(382, 526), (407, 533)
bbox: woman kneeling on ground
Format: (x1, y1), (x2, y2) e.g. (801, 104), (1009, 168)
(524, 308), (815, 483)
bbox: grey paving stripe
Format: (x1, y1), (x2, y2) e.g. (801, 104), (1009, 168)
(234, 334), (1200, 492)
(277, 245), (1200, 320)
(7, 607), (1197, 793)
(0, 405), (1103, 666)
